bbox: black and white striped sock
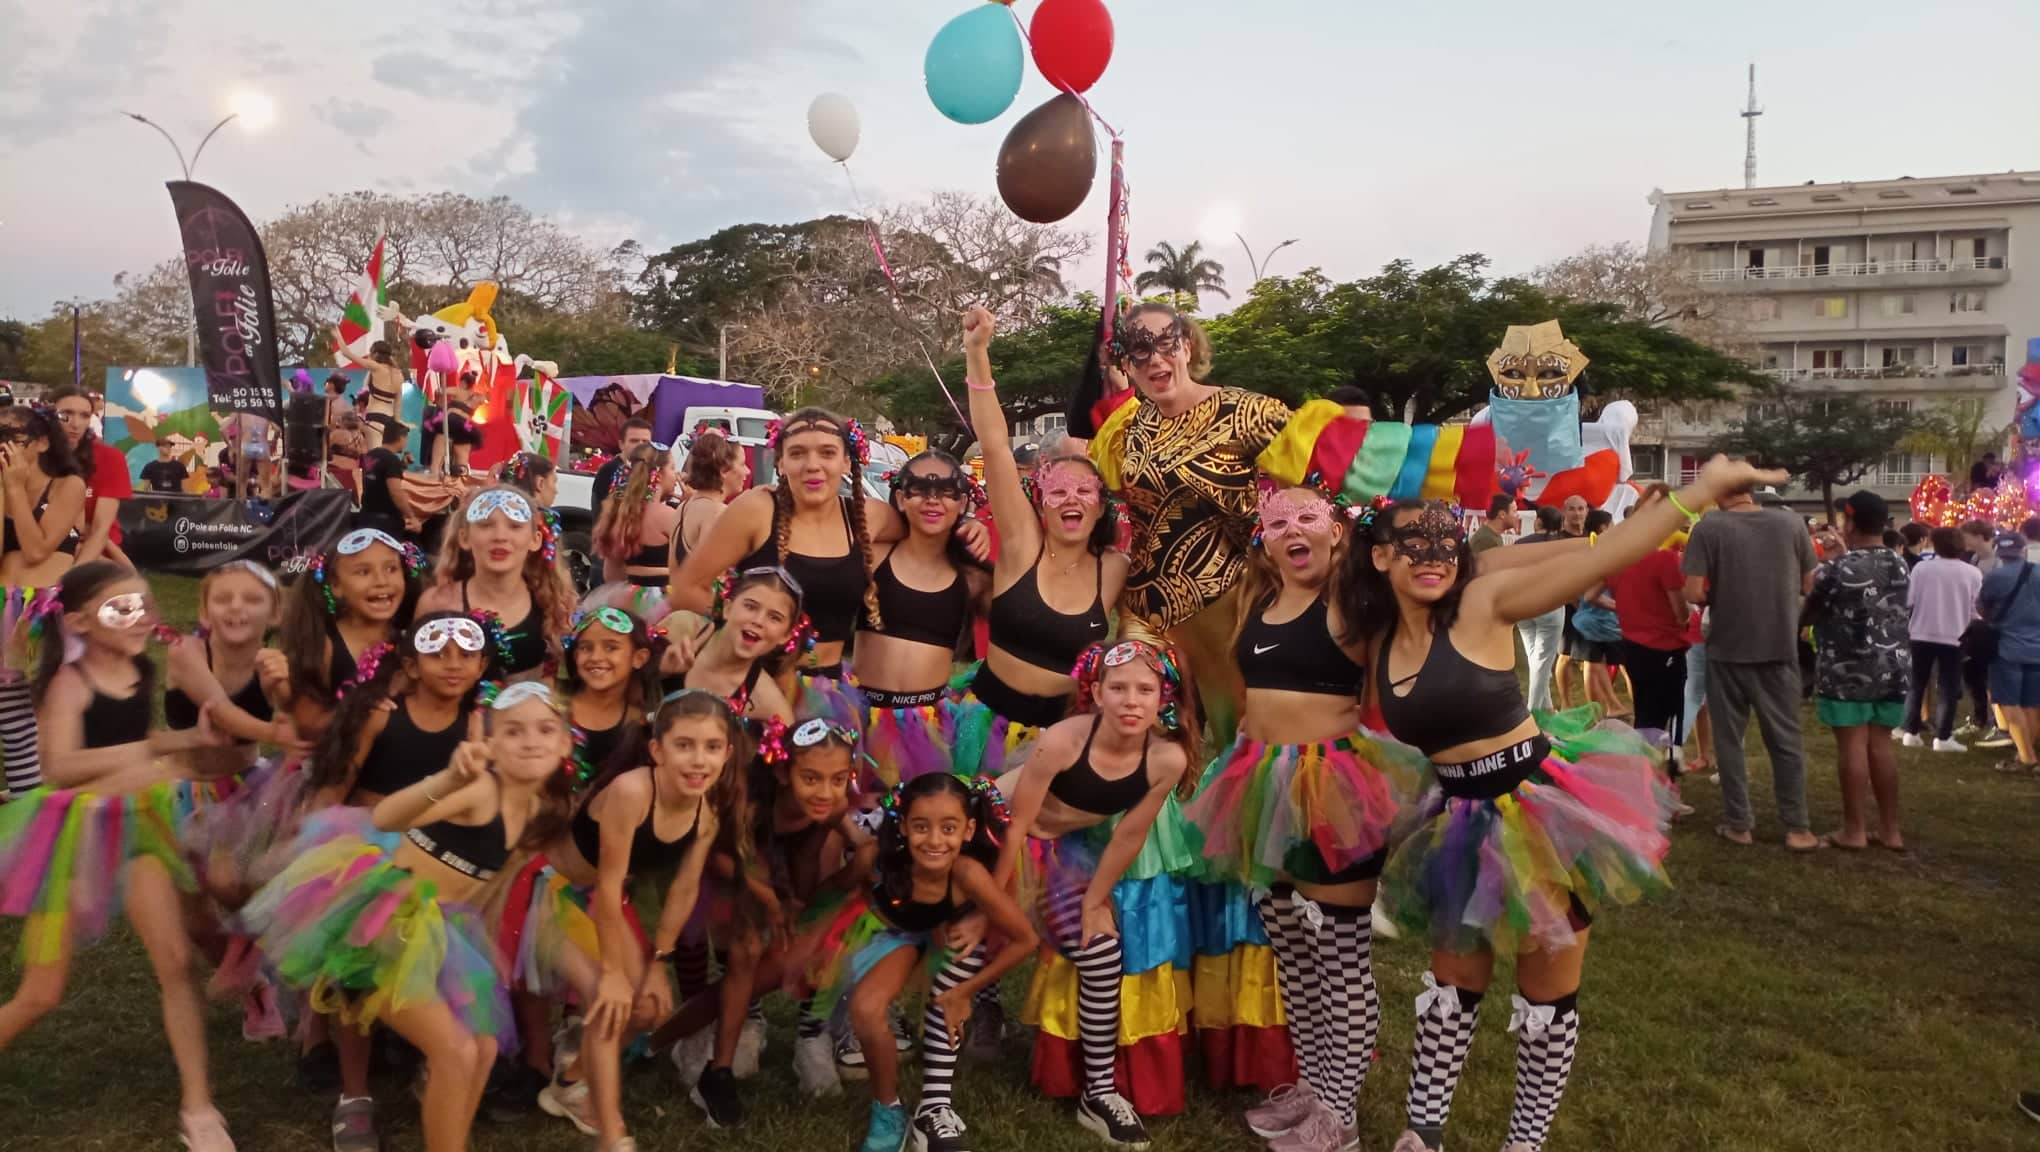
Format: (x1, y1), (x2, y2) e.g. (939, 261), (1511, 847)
(797, 997), (827, 1040)
(917, 949), (986, 1112)
(0, 678), (39, 796)
(1503, 992), (1580, 1150)
(1256, 886), (1320, 1098)
(1311, 901), (1377, 1128)
(1405, 975), (1483, 1143)
(1071, 934), (1123, 1100)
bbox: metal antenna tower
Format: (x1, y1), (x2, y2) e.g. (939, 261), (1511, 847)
(1741, 63), (1763, 189)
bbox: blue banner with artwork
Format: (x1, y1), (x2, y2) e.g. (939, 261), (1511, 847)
(103, 366), (426, 485)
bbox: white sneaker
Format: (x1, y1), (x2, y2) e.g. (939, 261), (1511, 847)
(537, 1076), (597, 1136)
(1371, 900), (1400, 940)
(1933, 737), (1967, 753)
(669, 1027), (713, 1090)
(795, 1033), (842, 1098)
(733, 1013), (767, 1080)
(1898, 731), (1925, 748)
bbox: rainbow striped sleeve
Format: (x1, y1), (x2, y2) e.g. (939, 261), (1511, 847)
(1259, 400), (1498, 508)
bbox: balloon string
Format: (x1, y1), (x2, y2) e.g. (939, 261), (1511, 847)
(837, 161), (971, 431)
(1006, 3), (1121, 138)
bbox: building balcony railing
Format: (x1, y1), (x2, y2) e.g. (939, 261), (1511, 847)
(1690, 255), (2006, 282)
(1759, 362), (2007, 382)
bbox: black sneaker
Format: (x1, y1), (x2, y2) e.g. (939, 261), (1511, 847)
(1076, 1092), (1150, 1149)
(2020, 1092), (2040, 1124)
(910, 1104), (972, 1152)
(964, 999), (1005, 1061)
(297, 1041), (339, 1096)
(691, 1065), (744, 1129)
(483, 1060), (546, 1123)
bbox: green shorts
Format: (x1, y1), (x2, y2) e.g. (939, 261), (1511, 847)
(1815, 697), (1905, 729)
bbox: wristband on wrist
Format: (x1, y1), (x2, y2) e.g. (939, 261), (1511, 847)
(966, 378), (997, 392)
(652, 946), (676, 963)
(1667, 491), (1702, 525)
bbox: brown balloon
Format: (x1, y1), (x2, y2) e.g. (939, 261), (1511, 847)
(996, 93), (1097, 224)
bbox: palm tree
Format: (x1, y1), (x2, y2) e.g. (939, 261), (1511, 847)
(1135, 240), (1228, 310)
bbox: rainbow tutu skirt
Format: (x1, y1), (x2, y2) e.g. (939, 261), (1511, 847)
(1381, 707), (1674, 955)
(238, 808), (509, 1039)
(787, 888), (938, 1018)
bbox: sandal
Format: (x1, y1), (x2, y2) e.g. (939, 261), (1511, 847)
(1713, 824), (1753, 846)
(1819, 833), (1867, 851)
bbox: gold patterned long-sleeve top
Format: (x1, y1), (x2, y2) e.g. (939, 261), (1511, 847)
(1089, 387), (1292, 629)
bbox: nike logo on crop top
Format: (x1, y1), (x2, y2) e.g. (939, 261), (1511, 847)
(1252, 643), (1279, 655)
(1436, 738), (1539, 782)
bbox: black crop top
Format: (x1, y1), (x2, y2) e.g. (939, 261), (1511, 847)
(164, 641), (275, 739)
(356, 697), (467, 797)
(1048, 717), (1151, 817)
(736, 496), (867, 646)
(2, 481), (79, 558)
(405, 811), (509, 881)
(864, 552), (968, 650)
(1376, 620), (1530, 757)
(569, 772), (702, 874)
(80, 657), (152, 749)
(872, 878), (964, 934)
(460, 583), (548, 677)
(326, 619), (368, 697)
(988, 550), (1108, 675)
(1236, 597), (1366, 698)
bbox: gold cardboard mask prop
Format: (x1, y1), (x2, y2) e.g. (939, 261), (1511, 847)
(1487, 321), (1587, 401)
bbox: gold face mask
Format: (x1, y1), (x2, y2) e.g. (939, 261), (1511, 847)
(1487, 321), (1587, 400)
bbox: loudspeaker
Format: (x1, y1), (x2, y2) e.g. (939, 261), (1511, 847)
(285, 392), (326, 470)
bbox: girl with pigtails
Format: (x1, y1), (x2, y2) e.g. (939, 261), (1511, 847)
(517, 690), (759, 1152)
(851, 447), (993, 790)
(241, 679), (580, 1152)
(1340, 459), (1782, 1152)
(957, 306), (1128, 781)
(668, 407), (989, 730)
(995, 639), (1198, 1149)
(418, 484), (577, 681)
(785, 771), (1036, 1152)
(0, 562), (243, 1151)
(596, 443), (681, 589)
(274, 526), (426, 742)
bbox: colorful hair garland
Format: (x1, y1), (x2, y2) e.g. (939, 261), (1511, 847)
(766, 414), (870, 465)
(710, 566), (818, 656)
(1072, 639), (1185, 733)
(310, 534), (426, 617)
(340, 641), (397, 698)
(754, 716), (791, 766)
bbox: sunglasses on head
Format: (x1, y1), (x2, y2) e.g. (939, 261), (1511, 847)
(739, 565), (805, 599)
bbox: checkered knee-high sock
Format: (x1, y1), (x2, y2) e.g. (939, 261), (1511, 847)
(1404, 975), (1483, 1141)
(1256, 886), (1321, 1097)
(1312, 901), (1377, 1128)
(918, 949), (986, 1113)
(1071, 934), (1124, 1099)
(1503, 992), (1580, 1150)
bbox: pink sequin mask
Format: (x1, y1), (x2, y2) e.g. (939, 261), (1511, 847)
(1036, 461), (1102, 511)
(1257, 490), (1336, 545)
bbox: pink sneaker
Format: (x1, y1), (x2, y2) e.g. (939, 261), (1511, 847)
(241, 979), (285, 1042)
(1245, 1082), (1317, 1138)
(179, 1108), (236, 1152)
(1268, 1103), (1358, 1152)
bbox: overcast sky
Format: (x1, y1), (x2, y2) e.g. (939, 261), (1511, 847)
(5, 0), (2039, 322)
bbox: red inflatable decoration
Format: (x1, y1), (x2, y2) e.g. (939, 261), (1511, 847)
(1029, 0), (1115, 94)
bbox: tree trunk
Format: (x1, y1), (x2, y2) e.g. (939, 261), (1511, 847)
(1821, 479), (1835, 524)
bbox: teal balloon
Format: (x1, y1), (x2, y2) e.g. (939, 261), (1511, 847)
(925, 5), (1024, 126)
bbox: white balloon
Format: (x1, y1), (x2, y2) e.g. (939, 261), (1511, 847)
(807, 93), (860, 163)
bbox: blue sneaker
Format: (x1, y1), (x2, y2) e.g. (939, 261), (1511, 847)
(861, 1100), (907, 1152)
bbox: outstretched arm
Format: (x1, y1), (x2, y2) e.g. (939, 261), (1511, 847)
(963, 306), (1042, 580)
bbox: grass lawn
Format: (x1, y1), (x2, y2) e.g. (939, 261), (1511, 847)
(4, 577), (2040, 1150)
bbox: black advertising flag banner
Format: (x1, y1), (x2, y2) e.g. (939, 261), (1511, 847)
(116, 492), (354, 578)
(166, 181), (283, 421)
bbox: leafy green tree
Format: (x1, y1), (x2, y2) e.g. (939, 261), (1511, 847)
(1724, 389), (1923, 518)
(1135, 241), (1228, 311)
(1902, 395), (2005, 491)
(869, 298), (1103, 448)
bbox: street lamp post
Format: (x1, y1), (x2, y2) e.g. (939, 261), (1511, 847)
(719, 323), (744, 380)
(123, 110), (242, 367)
(1235, 233), (1300, 284)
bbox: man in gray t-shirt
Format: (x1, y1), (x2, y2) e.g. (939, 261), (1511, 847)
(1683, 490), (1820, 848)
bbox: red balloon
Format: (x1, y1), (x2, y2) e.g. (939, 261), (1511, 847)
(1029, 0), (1114, 94)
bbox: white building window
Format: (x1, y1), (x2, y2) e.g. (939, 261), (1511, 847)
(1880, 295), (1916, 317)
(1815, 297), (1848, 319)
(1951, 291), (1988, 313)
(1747, 298), (1779, 321)
(1631, 446), (1664, 479)
(1880, 347), (1919, 368)
(1952, 344), (1985, 366)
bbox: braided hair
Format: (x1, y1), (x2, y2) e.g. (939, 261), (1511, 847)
(769, 407), (880, 632)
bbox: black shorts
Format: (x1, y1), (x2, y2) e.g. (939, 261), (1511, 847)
(1566, 633), (1617, 663)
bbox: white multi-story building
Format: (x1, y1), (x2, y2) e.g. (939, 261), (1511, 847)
(1646, 170), (2039, 499)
